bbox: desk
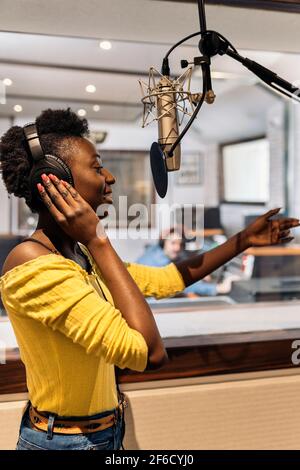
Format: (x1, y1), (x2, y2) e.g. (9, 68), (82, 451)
(2, 300), (300, 391)
(231, 277), (300, 303)
(246, 245), (300, 256)
(243, 245), (300, 279)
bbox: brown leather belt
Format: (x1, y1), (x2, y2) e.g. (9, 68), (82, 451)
(29, 402), (125, 435)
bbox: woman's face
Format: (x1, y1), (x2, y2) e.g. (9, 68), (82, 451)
(70, 137), (116, 212)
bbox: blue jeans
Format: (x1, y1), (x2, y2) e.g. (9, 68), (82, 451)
(16, 401), (124, 450)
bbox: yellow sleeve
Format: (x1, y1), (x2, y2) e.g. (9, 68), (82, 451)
(124, 262), (186, 299)
(77, 242), (186, 299)
(1, 256), (148, 372)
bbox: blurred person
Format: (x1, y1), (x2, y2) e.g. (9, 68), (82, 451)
(137, 227), (237, 296)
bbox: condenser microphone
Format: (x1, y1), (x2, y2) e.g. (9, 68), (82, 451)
(140, 63), (197, 198)
(140, 57), (211, 198)
(156, 77), (181, 172)
(150, 74), (182, 198)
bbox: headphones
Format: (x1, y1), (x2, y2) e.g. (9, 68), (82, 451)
(23, 122), (75, 204)
(158, 227), (187, 250)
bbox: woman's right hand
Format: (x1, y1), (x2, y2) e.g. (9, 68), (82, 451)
(37, 173), (105, 245)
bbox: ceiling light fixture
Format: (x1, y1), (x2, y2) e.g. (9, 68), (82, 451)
(14, 104), (22, 112)
(3, 78), (13, 86)
(93, 105), (101, 112)
(99, 40), (112, 50)
(77, 108), (86, 117)
(86, 84), (96, 93)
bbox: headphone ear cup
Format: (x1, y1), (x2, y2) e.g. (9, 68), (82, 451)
(29, 154), (74, 204)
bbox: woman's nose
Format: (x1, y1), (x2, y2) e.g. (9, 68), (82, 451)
(102, 167), (116, 185)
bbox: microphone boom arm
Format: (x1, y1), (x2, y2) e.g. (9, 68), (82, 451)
(226, 47), (300, 99)
(164, 29), (300, 159)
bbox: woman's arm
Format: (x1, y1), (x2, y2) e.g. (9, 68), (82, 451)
(87, 237), (168, 368)
(37, 174), (168, 369)
(174, 208), (300, 287)
(174, 230), (249, 287)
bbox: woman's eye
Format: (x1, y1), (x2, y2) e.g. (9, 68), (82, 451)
(95, 167), (102, 173)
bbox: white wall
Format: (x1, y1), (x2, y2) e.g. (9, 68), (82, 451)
(0, 117), (12, 234)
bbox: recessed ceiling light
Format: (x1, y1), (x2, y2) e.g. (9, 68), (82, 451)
(3, 78), (13, 86)
(99, 40), (112, 50)
(14, 104), (22, 112)
(93, 105), (100, 112)
(77, 108), (86, 117)
(86, 84), (96, 93)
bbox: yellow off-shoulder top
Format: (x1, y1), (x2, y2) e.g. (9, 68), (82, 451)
(0, 242), (185, 416)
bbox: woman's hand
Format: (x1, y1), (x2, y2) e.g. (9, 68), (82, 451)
(242, 208), (300, 247)
(37, 173), (105, 245)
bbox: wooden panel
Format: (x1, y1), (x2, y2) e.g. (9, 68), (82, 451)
(2, 329), (300, 394)
(123, 374), (300, 449)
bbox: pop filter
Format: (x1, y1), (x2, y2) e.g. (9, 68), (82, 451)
(150, 142), (168, 198)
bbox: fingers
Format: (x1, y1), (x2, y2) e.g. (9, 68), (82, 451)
(37, 182), (66, 220)
(60, 180), (80, 200)
(264, 207), (281, 219)
(279, 229), (291, 239)
(38, 173), (72, 214)
(270, 217), (299, 244)
(279, 218), (300, 230)
(270, 217), (300, 243)
(37, 173), (81, 218)
(271, 220), (296, 239)
(271, 224), (280, 244)
(279, 237), (294, 244)
(263, 208), (300, 227)
(48, 174), (80, 206)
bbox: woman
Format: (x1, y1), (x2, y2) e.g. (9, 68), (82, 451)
(0, 108), (298, 451)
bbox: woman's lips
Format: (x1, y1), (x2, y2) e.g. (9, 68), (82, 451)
(103, 191), (113, 200)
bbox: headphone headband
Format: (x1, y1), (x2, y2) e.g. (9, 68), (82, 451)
(23, 121), (75, 199)
(23, 122), (44, 161)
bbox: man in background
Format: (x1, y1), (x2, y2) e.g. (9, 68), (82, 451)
(136, 226), (235, 297)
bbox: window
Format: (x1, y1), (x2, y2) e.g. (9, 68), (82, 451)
(221, 138), (270, 204)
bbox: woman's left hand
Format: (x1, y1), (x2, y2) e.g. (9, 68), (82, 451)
(243, 208), (300, 247)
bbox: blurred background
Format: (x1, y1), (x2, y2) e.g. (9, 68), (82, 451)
(1, 0), (300, 308)
(3, 0), (300, 451)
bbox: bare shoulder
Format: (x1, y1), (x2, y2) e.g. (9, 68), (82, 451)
(1, 241), (52, 277)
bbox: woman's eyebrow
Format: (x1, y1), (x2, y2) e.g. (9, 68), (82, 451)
(92, 154), (103, 165)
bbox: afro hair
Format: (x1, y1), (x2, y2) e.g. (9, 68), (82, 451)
(0, 108), (89, 213)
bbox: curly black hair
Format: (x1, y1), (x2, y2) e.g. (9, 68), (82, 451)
(0, 108), (89, 213)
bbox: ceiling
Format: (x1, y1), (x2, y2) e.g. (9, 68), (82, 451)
(162, 0), (300, 14)
(1, 0), (300, 52)
(0, 0), (299, 140)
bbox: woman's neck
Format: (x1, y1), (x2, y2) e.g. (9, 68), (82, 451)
(34, 211), (78, 257)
